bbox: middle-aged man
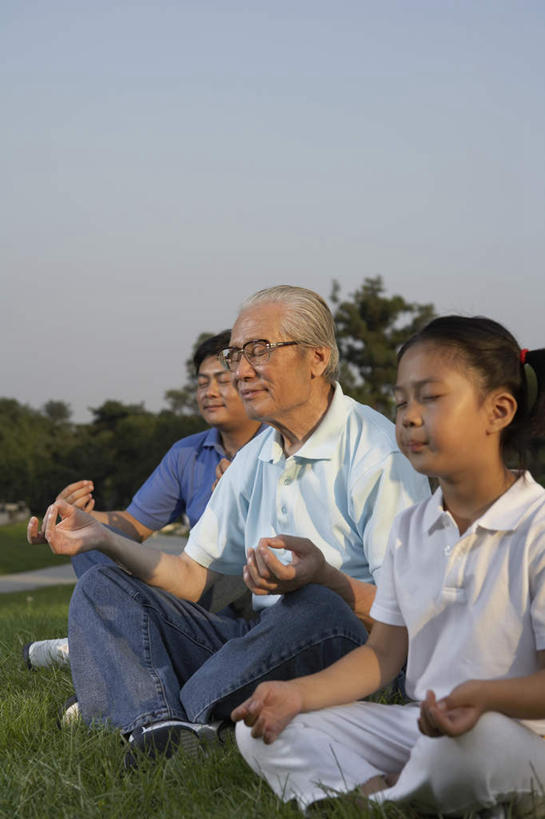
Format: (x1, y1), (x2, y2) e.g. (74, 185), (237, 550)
(30, 285), (429, 765)
(24, 330), (262, 670)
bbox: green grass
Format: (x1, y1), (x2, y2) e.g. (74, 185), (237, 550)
(0, 523), (70, 574)
(0, 586), (524, 818)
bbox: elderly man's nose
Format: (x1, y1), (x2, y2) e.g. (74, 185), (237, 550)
(234, 354), (256, 378)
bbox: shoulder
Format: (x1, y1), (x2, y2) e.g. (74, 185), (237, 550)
(340, 394), (400, 466)
(343, 393), (395, 435)
(160, 429), (212, 463)
(518, 474), (545, 541)
(382, 492), (438, 561)
(231, 425), (274, 469)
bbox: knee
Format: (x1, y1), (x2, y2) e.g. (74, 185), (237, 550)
(413, 712), (514, 802)
(280, 584), (368, 640)
(236, 721), (277, 776)
(69, 565), (134, 614)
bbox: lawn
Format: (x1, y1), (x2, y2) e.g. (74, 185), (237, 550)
(0, 585), (432, 819)
(0, 522), (71, 574)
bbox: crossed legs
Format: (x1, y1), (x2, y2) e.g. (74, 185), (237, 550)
(237, 701), (545, 815)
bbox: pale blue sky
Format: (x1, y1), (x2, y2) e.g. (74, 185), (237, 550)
(1, 1), (544, 421)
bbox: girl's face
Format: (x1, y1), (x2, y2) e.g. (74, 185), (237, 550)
(394, 342), (496, 480)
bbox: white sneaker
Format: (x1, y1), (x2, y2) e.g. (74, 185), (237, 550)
(59, 695), (81, 727)
(23, 637), (70, 669)
(124, 719), (232, 768)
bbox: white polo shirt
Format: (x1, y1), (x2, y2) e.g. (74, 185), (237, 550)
(372, 472), (545, 734)
(185, 383), (429, 609)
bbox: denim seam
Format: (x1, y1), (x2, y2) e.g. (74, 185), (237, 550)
(129, 605), (186, 734)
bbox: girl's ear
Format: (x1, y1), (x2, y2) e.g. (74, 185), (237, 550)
(486, 389), (518, 434)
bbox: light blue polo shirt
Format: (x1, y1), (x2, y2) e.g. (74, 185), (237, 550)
(185, 384), (430, 609)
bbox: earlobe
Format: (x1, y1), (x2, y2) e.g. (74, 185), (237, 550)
(487, 390), (518, 434)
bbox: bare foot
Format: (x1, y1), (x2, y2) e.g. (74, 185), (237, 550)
(384, 771), (400, 788)
(358, 775), (389, 797)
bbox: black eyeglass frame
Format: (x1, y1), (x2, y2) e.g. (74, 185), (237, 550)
(219, 339), (299, 371)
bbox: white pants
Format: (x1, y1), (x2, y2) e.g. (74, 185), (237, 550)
(236, 701), (545, 815)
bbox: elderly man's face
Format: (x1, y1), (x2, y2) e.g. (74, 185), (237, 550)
(229, 303), (316, 424)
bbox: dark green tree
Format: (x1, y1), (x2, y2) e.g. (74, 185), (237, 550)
(332, 276), (435, 417)
(42, 400), (72, 425)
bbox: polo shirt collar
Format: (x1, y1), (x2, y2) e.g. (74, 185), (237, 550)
(202, 427), (226, 456)
(259, 382), (348, 464)
(477, 471), (544, 531)
(423, 471), (544, 534)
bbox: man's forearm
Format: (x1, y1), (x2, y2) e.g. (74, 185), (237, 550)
(90, 510), (152, 542)
(318, 563), (376, 629)
(97, 528), (211, 600)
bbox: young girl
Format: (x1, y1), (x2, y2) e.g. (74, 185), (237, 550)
(232, 316), (545, 817)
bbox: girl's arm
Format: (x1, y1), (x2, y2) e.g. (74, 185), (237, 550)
(231, 621), (408, 744)
(419, 651), (545, 738)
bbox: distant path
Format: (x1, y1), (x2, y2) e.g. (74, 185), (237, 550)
(0, 534), (187, 594)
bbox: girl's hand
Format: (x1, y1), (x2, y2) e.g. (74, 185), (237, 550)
(231, 681), (304, 744)
(419, 681), (488, 738)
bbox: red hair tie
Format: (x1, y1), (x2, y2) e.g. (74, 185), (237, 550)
(520, 348), (529, 364)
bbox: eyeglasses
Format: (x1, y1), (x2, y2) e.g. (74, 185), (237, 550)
(219, 339), (299, 371)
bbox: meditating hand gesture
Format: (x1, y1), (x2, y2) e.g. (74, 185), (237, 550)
(231, 680), (304, 744)
(418, 682), (486, 738)
(27, 498), (108, 556)
(243, 535), (326, 596)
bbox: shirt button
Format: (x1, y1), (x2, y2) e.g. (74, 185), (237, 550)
(444, 546), (451, 555)
(281, 506), (287, 515)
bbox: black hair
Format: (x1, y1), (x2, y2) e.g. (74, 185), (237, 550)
(193, 330), (232, 374)
(398, 315), (545, 460)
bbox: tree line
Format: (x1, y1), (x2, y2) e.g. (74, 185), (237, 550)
(1, 278), (543, 514)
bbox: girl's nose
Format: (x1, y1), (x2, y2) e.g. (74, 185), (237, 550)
(402, 401), (422, 427)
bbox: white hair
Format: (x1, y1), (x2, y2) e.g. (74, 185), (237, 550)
(241, 285), (339, 383)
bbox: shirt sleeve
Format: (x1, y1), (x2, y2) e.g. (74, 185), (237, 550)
(370, 517), (406, 626)
(126, 443), (187, 530)
(351, 450), (429, 584)
(529, 526), (545, 651)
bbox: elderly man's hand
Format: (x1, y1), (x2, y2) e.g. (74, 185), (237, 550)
(243, 535), (326, 595)
(27, 499), (108, 556)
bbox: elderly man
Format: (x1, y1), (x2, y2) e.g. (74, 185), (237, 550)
(32, 285), (428, 764)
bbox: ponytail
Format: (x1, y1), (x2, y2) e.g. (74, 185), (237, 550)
(523, 348), (545, 438)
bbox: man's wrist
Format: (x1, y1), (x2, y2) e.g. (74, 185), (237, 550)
(100, 525), (118, 556)
(315, 560), (337, 589)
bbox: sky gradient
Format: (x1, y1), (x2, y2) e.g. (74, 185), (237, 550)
(2, 1), (544, 421)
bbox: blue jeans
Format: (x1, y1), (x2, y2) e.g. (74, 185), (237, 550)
(72, 549), (113, 578)
(68, 565), (368, 735)
(72, 542), (217, 616)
